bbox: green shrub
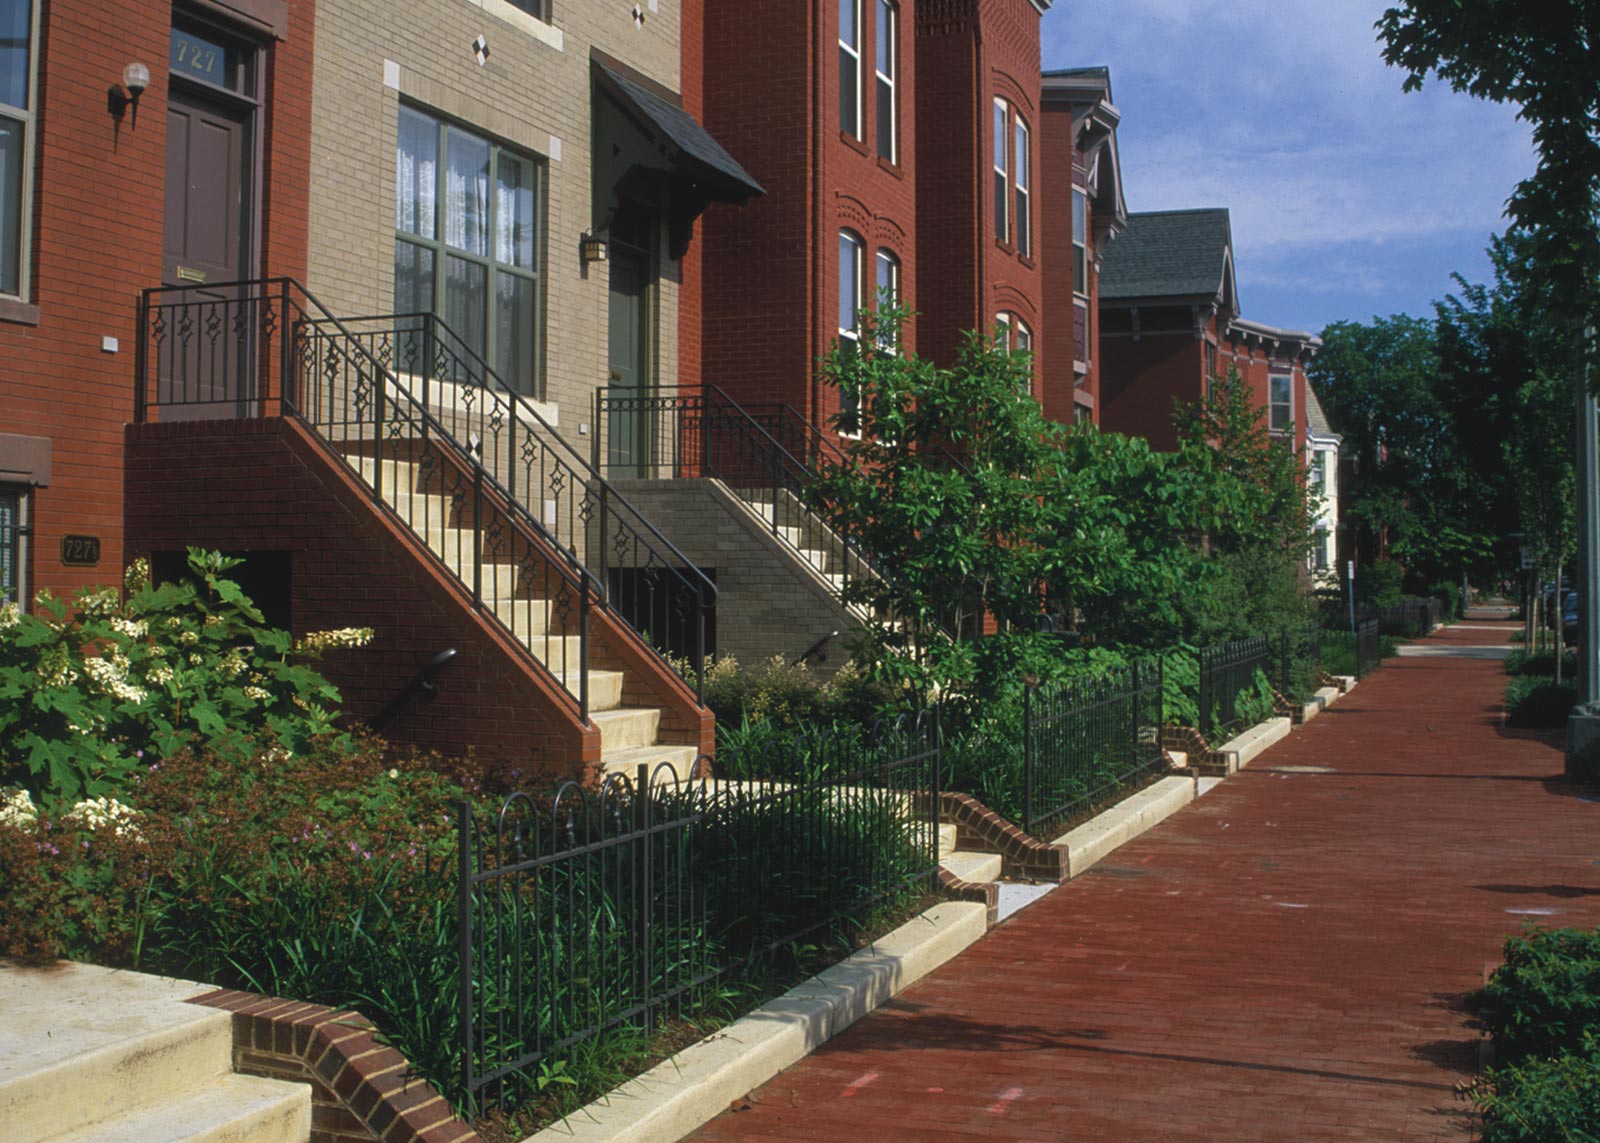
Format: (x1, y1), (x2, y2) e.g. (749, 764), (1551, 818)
(1234, 668), (1278, 729)
(1469, 1054), (1600, 1143)
(1359, 558), (1406, 607)
(1506, 649), (1578, 678)
(0, 550), (369, 806)
(1506, 675), (1578, 728)
(1430, 579), (1463, 621)
(1480, 927), (1600, 1066)
(1161, 647), (1200, 728)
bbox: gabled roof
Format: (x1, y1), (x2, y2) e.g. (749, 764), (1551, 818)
(1099, 208), (1235, 309)
(1305, 384), (1338, 440)
(1040, 66), (1127, 238)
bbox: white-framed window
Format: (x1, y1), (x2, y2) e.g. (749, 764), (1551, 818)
(1013, 117), (1031, 257)
(0, 485), (28, 608)
(1269, 372), (1293, 433)
(839, 0), (861, 137)
(1310, 449), (1327, 490)
(395, 105), (544, 396)
(996, 311), (1033, 392)
(992, 99), (1008, 243)
(838, 229), (865, 430)
(875, 0), (896, 162)
(874, 247), (899, 350)
(1, 0), (39, 300)
(1071, 187), (1088, 292)
(505, 0), (549, 19)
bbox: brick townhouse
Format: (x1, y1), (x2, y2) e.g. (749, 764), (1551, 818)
(1096, 208), (1320, 452)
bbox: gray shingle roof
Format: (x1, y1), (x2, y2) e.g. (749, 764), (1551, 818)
(1305, 384), (1336, 437)
(1098, 208), (1232, 302)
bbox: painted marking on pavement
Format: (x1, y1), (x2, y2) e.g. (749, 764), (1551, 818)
(988, 1087), (1024, 1115)
(840, 1072), (879, 1098)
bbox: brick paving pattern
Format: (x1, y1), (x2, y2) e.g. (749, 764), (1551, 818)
(690, 610), (1600, 1141)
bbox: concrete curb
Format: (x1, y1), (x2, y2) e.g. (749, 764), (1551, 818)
(526, 900), (988, 1143)
(1211, 716), (1293, 774)
(1050, 775), (1195, 878)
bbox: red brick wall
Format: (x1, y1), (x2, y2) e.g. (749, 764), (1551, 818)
(700, 0), (918, 431)
(915, 0), (1043, 390)
(124, 417), (601, 783)
(1, 0), (314, 605)
(678, 0), (704, 389)
(1039, 98), (1076, 425)
(1098, 308), (1208, 451)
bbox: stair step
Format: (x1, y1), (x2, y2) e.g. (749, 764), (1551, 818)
(490, 596), (558, 638)
(592, 706), (662, 752)
(42, 1073), (310, 1143)
(0, 965), (233, 1143)
(940, 850), (1002, 884)
(938, 822), (958, 853)
(600, 743), (703, 783)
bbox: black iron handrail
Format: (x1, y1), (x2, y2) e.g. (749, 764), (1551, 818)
(369, 648), (458, 732)
(134, 278), (713, 718)
(593, 384), (886, 611)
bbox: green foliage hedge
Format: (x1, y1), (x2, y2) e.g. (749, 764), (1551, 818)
(1505, 675), (1577, 728)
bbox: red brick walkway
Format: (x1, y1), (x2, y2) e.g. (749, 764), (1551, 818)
(690, 611), (1600, 1141)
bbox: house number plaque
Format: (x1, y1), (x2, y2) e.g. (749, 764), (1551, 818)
(60, 535), (101, 567)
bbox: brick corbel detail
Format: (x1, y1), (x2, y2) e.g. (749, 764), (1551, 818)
(187, 989), (481, 1143)
(1269, 685), (1304, 725)
(939, 791), (1069, 883)
(936, 865), (998, 929)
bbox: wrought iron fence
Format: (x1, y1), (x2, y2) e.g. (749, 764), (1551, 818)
(454, 713), (941, 1110)
(1356, 616), (1381, 677)
(134, 280), (715, 714)
(1197, 636), (1273, 740)
(1021, 662), (1164, 838)
(1275, 622), (1322, 704)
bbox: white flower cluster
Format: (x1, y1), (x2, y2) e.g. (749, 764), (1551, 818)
(83, 649), (148, 704)
(0, 788), (37, 830)
(65, 796), (142, 839)
(123, 557), (150, 593)
(37, 646), (81, 689)
(0, 601), (20, 629)
(217, 648), (250, 679)
(296, 627), (374, 653)
(243, 685), (272, 701)
(109, 617), (148, 639)
(146, 664), (175, 686)
(79, 588), (122, 617)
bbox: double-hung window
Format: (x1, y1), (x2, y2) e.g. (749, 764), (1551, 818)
(838, 230), (864, 430)
(1269, 372), (1293, 433)
(839, 0), (861, 137)
(992, 99), (1008, 243)
(875, 0), (896, 161)
(0, 486), (27, 607)
(874, 248), (899, 350)
(1, 0), (39, 300)
(1013, 118), (1031, 256)
(1072, 188), (1088, 290)
(395, 106), (543, 396)
(996, 312), (1033, 393)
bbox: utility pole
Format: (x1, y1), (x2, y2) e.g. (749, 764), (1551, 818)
(1568, 323), (1600, 777)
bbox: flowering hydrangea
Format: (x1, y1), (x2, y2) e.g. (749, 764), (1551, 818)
(64, 796), (142, 839)
(0, 788), (37, 830)
(295, 627), (375, 653)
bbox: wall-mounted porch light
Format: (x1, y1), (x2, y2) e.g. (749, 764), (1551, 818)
(108, 62), (152, 125)
(580, 233), (609, 264)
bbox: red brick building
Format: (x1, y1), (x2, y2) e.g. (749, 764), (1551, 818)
(0, 0), (314, 608)
(1040, 65), (1125, 426)
(1097, 208), (1318, 452)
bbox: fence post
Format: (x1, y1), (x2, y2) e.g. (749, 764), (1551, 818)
(635, 765), (654, 1036)
(1022, 684), (1034, 836)
(932, 704), (943, 863)
(455, 799), (475, 1109)
(1129, 662), (1140, 772)
(1280, 630), (1292, 701)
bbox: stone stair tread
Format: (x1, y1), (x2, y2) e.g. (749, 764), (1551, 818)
(600, 742), (702, 782)
(40, 1072), (311, 1143)
(940, 850), (1002, 884)
(937, 823), (958, 853)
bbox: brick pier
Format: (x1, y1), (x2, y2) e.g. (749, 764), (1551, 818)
(690, 609), (1599, 1140)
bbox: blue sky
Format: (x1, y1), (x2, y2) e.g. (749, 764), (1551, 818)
(1041, 1), (1538, 336)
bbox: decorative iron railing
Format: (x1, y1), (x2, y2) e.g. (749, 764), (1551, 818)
(1356, 616), (1382, 677)
(1275, 622), (1322, 704)
(454, 712), (941, 1110)
(1021, 662), (1164, 838)
(1197, 635), (1274, 740)
(593, 385), (884, 610)
(134, 279), (714, 718)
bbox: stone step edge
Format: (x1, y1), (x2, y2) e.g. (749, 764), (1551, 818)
(524, 899), (988, 1143)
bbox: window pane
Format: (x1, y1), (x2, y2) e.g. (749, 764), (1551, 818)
(1016, 188), (1029, 255)
(445, 254), (488, 363)
(1072, 188), (1087, 245)
(496, 151), (537, 269)
(992, 102), (1006, 172)
(839, 0), (857, 49)
(444, 129), (490, 256)
(994, 171), (1007, 242)
(877, 78), (893, 160)
(1016, 322), (1032, 353)
(876, 1), (893, 75)
(495, 271), (536, 394)
(0, 0), (29, 111)
(1270, 375), (1292, 430)
(392, 240), (435, 371)
(1013, 121), (1028, 189)
(0, 113), (18, 294)
(396, 107), (438, 239)
(875, 250), (896, 302)
(0, 488), (16, 605)
(839, 45), (858, 134)
(838, 232), (860, 333)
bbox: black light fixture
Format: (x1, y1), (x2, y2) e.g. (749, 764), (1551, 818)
(108, 62), (151, 124)
(580, 232), (609, 264)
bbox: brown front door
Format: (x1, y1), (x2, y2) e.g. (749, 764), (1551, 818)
(160, 87), (253, 415)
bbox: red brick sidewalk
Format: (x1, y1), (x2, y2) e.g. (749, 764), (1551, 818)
(689, 611), (1600, 1141)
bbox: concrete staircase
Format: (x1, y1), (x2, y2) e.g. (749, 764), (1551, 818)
(0, 963), (309, 1143)
(937, 822), (1001, 885)
(743, 494), (867, 607)
(346, 453), (699, 780)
